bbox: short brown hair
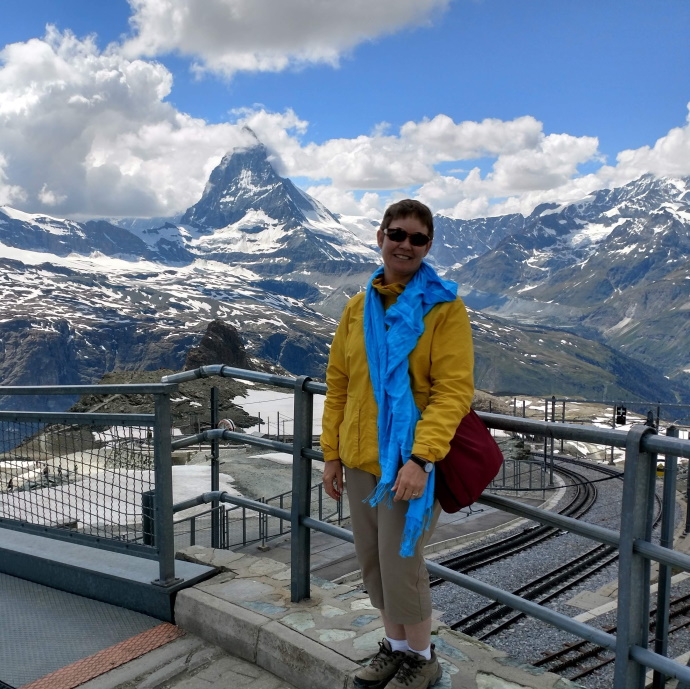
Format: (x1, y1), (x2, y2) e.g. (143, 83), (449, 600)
(380, 199), (434, 239)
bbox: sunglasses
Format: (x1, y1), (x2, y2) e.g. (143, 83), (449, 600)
(383, 227), (431, 247)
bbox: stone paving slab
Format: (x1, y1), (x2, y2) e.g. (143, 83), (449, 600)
(175, 547), (585, 689)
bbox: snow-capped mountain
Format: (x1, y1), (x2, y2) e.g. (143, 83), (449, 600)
(0, 143), (688, 410)
(451, 174), (690, 383)
(180, 139), (377, 273)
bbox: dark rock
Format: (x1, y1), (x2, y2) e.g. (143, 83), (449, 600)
(184, 320), (253, 371)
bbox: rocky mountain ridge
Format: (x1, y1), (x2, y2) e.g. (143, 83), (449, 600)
(1, 143), (689, 410)
(451, 174), (690, 383)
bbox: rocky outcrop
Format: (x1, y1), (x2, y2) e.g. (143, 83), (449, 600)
(184, 320), (253, 371)
(0, 318), (199, 411)
(69, 369), (259, 432)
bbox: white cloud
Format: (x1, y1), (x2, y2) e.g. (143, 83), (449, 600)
(122, 0), (450, 77)
(0, 28), (258, 218)
(490, 133), (601, 193)
(1, 27), (690, 222)
(272, 115), (564, 192)
(305, 186), (383, 220)
(37, 184), (67, 206)
(271, 115), (603, 217)
(0, 153), (27, 206)
(399, 114), (544, 158)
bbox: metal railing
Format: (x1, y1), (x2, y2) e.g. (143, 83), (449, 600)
(172, 482), (348, 550)
(0, 383), (178, 587)
(163, 365), (690, 689)
(490, 458), (546, 497)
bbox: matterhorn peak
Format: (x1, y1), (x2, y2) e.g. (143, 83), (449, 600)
(175, 135), (376, 273)
(181, 137), (319, 230)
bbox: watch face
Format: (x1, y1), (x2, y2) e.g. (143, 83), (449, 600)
(424, 462), (433, 473)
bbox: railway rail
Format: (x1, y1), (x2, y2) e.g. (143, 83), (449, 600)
(452, 542), (619, 639)
(445, 462), (661, 640)
(532, 592), (690, 681)
(431, 463), (600, 582)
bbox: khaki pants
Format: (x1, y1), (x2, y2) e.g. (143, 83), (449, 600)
(345, 466), (441, 625)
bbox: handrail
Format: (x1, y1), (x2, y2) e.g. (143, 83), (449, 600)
(3, 369), (690, 685)
(0, 384), (177, 395)
(0, 411), (155, 424)
(163, 364), (690, 688)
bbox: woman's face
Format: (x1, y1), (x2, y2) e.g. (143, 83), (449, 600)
(377, 215), (433, 285)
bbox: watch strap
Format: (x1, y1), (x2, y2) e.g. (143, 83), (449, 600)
(409, 455), (432, 472)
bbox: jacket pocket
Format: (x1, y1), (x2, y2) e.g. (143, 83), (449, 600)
(339, 402), (360, 463)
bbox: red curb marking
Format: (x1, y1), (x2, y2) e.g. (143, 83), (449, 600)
(20, 623), (185, 689)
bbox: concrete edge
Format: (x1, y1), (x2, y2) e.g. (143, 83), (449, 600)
(174, 587), (358, 689)
(175, 588), (269, 663)
(258, 620), (359, 689)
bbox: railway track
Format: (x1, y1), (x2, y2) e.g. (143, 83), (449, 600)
(431, 463), (599, 583)
(439, 459), (660, 642)
(451, 542), (619, 639)
(532, 593), (690, 681)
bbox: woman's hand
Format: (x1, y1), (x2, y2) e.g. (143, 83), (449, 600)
(323, 459), (344, 501)
(392, 460), (429, 501)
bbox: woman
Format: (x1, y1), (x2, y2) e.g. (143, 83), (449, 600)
(321, 199), (474, 689)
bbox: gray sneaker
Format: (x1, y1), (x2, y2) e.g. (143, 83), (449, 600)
(354, 638), (407, 689)
(386, 646), (442, 689)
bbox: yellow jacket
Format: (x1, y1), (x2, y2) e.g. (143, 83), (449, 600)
(320, 278), (474, 475)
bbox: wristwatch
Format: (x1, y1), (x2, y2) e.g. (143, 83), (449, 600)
(409, 455), (433, 473)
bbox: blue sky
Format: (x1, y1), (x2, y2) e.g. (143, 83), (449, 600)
(1, 0), (689, 220)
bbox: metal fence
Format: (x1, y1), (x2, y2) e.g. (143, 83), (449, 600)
(163, 365), (690, 689)
(0, 384), (178, 587)
(2, 371), (690, 687)
(490, 458), (546, 497)
(173, 482), (348, 550)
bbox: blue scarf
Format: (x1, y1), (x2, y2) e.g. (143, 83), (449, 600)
(363, 261), (457, 557)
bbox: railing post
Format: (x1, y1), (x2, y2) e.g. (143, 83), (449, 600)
(543, 398), (548, 471)
(291, 375), (313, 602)
(550, 395), (556, 461)
(210, 386), (220, 548)
(152, 390), (179, 587)
(686, 453), (690, 535)
(614, 424), (657, 689)
(259, 498), (268, 550)
(652, 426), (679, 689)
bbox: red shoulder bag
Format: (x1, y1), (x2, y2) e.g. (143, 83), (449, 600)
(434, 409), (504, 513)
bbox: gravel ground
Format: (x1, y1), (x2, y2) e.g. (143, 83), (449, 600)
(430, 459), (689, 689)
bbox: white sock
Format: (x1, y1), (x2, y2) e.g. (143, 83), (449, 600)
(409, 644), (432, 660)
(386, 637), (409, 653)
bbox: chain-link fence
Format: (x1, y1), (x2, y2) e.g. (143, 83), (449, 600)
(0, 383), (178, 585)
(0, 418), (157, 541)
